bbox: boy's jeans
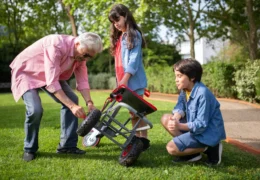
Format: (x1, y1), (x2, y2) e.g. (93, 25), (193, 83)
(22, 81), (78, 153)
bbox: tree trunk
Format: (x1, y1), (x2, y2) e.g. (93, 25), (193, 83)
(246, 0), (258, 60)
(65, 4), (77, 37)
(189, 29), (195, 59)
(186, 0), (195, 59)
(59, 0), (77, 36)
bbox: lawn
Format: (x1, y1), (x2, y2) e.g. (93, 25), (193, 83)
(0, 90), (259, 180)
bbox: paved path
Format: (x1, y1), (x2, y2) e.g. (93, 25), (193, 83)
(146, 92), (260, 155)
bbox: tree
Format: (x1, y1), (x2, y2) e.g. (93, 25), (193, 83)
(147, 0), (210, 59)
(0, 0), (26, 54)
(0, 0), (71, 81)
(59, 0), (77, 36)
(203, 0), (260, 60)
(0, 0), (71, 54)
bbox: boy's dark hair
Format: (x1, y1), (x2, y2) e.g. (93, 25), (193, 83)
(108, 4), (146, 55)
(173, 58), (203, 82)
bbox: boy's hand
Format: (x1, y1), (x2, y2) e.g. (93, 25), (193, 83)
(169, 118), (184, 136)
(170, 113), (182, 121)
(168, 118), (179, 131)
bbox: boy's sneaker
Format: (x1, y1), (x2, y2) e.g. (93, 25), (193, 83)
(56, 147), (86, 154)
(23, 152), (36, 162)
(139, 137), (150, 151)
(172, 153), (202, 163)
(205, 142), (223, 166)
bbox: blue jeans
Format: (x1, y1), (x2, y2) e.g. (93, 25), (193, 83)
(22, 81), (78, 153)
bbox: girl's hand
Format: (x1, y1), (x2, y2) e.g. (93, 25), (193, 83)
(119, 78), (128, 86)
(119, 73), (131, 86)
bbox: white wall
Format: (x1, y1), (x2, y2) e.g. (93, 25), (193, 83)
(180, 38), (227, 64)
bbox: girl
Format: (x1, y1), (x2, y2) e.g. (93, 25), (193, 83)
(108, 4), (150, 150)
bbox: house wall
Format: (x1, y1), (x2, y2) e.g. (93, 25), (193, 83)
(180, 38), (227, 64)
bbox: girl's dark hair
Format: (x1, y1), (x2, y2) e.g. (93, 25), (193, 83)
(173, 58), (203, 82)
(108, 4), (146, 55)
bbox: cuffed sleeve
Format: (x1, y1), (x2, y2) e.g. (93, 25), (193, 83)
(125, 65), (136, 75)
(172, 109), (185, 117)
(74, 61), (90, 91)
(45, 81), (61, 93)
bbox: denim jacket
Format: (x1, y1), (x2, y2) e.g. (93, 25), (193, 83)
(121, 30), (147, 91)
(172, 82), (226, 146)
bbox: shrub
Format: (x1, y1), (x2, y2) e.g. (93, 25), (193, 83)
(89, 73), (112, 89)
(233, 60), (260, 103)
(146, 65), (178, 94)
(202, 61), (236, 98)
(69, 73), (113, 90)
(108, 76), (116, 90)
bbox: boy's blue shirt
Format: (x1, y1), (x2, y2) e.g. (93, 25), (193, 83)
(121, 31), (147, 91)
(173, 82), (226, 146)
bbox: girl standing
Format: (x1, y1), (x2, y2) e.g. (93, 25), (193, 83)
(108, 4), (150, 150)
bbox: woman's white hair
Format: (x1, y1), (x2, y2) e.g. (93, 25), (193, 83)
(76, 32), (103, 53)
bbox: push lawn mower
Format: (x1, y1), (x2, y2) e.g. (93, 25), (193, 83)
(76, 85), (157, 166)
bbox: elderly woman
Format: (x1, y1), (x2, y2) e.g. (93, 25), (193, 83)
(10, 32), (103, 161)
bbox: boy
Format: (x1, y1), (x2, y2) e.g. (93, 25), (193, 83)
(161, 58), (226, 165)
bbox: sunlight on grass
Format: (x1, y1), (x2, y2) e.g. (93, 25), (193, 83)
(0, 91), (259, 179)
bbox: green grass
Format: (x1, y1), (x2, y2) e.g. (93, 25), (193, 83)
(0, 91), (259, 180)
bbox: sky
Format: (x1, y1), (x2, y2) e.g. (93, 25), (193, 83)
(158, 25), (175, 44)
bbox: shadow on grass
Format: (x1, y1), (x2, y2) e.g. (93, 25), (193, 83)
(37, 151), (119, 161)
(36, 142), (260, 171)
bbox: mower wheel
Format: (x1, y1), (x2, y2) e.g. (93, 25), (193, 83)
(82, 131), (101, 147)
(118, 136), (143, 167)
(77, 109), (101, 137)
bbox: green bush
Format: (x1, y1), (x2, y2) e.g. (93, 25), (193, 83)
(255, 70), (260, 97)
(89, 73), (113, 89)
(108, 76), (116, 90)
(202, 61), (236, 98)
(146, 65), (178, 94)
(69, 73), (114, 90)
(233, 60), (260, 103)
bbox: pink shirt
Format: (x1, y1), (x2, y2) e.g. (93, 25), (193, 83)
(10, 34), (90, 102)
